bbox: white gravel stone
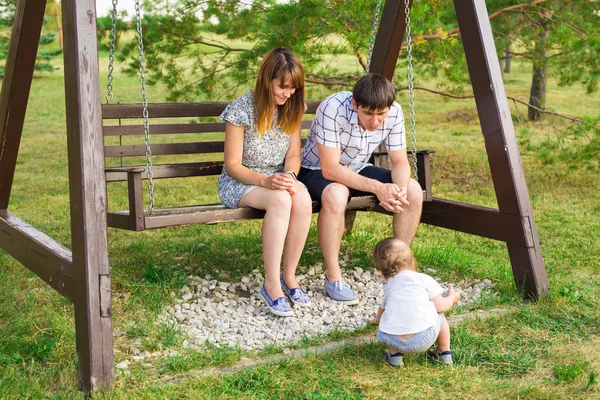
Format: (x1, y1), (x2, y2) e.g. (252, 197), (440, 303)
(159, 266), (496, 351)
(116, 361), (130, 370)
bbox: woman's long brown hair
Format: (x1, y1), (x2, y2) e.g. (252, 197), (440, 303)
(253, 48), (305, 136)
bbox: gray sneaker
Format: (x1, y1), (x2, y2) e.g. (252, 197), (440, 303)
(426, 349), (453, 365)
(324, 277), (359, 305)
(383, 350), (404, 367)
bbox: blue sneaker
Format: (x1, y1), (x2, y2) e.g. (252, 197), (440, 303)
(324, 276), (359, 305)
(280, 275), (311, 307)
(260, 285), (294, 317)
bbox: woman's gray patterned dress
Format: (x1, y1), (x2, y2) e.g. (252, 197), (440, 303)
(217, 91), (292, 208)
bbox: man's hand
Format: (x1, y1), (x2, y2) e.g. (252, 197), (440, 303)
(377, 184), (409, 212)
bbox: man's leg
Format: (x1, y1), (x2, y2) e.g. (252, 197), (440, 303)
(318, 182), (350, 282)
(393, 178), (423, 245)
(298, 168), (358, 304)
(355, 167), (423, 246)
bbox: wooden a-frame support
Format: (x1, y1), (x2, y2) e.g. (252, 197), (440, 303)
(0, 0), (548, 391)
(369, 0), (549, 299)
(0, 0), (114, 391)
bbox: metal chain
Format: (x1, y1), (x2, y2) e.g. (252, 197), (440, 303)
(105, 0), (118, 103)
(135, 0), (155, 213)
(366, 0), (383, 72)
(404, 0), (418, 180)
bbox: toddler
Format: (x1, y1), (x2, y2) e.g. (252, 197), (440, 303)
(372, 238), (462, 366)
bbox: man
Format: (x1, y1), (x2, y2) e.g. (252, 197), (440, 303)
(298, 73), (423, 305)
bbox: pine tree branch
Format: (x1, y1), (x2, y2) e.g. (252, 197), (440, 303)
(192, 39), (247, 53)
(397, 85), (596, 128)
(304, 77), (594, 127)
(406, 0), (550, 47)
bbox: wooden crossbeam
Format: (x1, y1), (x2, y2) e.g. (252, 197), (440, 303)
(421, 198), (532, 247)
(0, 211), (74, 301)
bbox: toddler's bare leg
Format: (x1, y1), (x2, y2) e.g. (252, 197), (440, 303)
(436, 315), (451, 352)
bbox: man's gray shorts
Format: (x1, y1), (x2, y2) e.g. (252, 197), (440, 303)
(376, 313), (444, 354)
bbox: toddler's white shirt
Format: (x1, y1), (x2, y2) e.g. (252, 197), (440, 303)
(379, 270), (444, 335)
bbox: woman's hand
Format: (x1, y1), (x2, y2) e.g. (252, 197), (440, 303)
(262, 173), (295, 190)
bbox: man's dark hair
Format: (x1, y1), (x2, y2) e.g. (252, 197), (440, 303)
(352, 73), (396, 111)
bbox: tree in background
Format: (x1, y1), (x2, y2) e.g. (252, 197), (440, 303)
(45, 0), (62, 49)
(126, 0), (599, 124)
(0, 0), (62, 76)
(489, 0), (600, 120)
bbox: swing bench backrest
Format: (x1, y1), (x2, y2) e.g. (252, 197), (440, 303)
(101, 101), (433, 231)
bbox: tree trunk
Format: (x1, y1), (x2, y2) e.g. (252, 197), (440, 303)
(53, 1), (63, 49)
(528, 18), (549, 121)
(503, 46), (511, 73)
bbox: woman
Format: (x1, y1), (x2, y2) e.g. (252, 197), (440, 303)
(218, 48), (312, 317)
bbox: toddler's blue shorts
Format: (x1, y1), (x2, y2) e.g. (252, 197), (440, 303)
(376, 313), (444, 354)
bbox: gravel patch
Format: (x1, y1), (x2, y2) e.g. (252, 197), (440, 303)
(159, 264), (496, 351)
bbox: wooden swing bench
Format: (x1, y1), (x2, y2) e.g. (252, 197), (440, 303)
(102, 100), (434, 231)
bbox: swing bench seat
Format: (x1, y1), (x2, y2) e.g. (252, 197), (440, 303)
(102, 101), (434, 231)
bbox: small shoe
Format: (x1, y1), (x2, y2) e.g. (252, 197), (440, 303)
(280, 275), (311, 307)
(426, 348), (453, 365)
(260, 285), (294, 317)
(383, 350), (404, 367)
(324, 276), (359, 305)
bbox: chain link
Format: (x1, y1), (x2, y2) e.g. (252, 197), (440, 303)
(135, 0), (155, 213)
(105, 0), (118, 103)
(366, 0), (383, 72)
(404, 0), (418, 180)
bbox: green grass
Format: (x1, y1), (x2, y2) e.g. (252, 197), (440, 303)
(0, 48), (599, 399)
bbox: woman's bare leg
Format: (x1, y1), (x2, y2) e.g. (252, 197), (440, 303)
(282, 186), (312, 288)
(239, 187), (292, 299)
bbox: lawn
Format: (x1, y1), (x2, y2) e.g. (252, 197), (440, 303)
(0, 48), (599, 399)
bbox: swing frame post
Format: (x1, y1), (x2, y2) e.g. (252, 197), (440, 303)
(61, 0), (114, 390)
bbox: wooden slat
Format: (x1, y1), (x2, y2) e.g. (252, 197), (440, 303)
(301, 120), (312, 130)
(105, 162), (223, 181)
(0, 0), (47, 208)
(0, 210), (74, 301)
(103, 122), (226, 136)
(103, 119), (313, 137)
(62, 0), (114, 390)
(105, 150), (429, 181)
(107, 196), (386, 231)
(105, 141), (225, 157)
(102, 102), (228, 119)
(142, 196), (392, 229)
(102, 100), (322, 119)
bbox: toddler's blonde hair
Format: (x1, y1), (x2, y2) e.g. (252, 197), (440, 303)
(373, 238), (415, 279)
